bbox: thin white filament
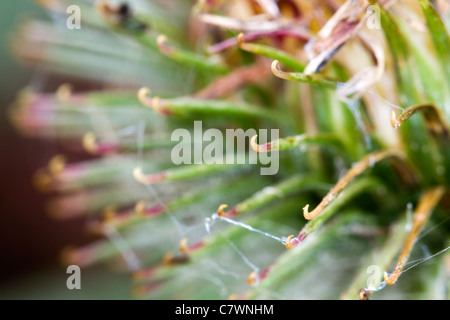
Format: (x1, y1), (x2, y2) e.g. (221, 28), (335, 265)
(214, 213), (286, 246)
(225, 237), (260, 273)
(103, 224), (141, 271)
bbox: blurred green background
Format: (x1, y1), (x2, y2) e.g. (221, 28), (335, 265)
(0, 1), (131, 299)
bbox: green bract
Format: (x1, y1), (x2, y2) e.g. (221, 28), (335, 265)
(10, 0), (450, 299)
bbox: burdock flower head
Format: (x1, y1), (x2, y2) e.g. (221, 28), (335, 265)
(9, 0), (450, 299)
